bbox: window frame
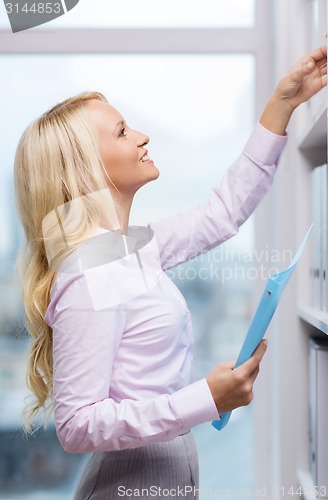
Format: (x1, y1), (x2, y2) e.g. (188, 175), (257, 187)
(0, 0), (273, 116)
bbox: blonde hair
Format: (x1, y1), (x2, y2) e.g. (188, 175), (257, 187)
(14, 91), (114, 432)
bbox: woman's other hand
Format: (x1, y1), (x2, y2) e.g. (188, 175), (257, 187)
(206, 339), (268, 415)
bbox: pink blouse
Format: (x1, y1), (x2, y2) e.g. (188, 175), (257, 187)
(44, 122), (287, 453)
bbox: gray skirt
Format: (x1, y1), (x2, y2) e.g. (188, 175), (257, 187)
(74, 430), (199, 500)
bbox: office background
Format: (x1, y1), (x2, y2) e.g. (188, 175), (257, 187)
(0, 1), (326, 498)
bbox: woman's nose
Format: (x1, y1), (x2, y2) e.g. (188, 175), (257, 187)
(137, 133), (149, 147)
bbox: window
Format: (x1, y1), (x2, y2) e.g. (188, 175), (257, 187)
(0, 0), (255, 29)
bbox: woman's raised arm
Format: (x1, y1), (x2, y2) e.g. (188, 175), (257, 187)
(150, 47), (326, 270)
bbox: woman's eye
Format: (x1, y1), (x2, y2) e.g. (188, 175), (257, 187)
(120, 128), (126, 137)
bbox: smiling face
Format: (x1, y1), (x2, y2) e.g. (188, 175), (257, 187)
(86, 99), (159, 197)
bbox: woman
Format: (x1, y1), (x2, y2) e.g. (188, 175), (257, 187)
(14, 47), (326, 499)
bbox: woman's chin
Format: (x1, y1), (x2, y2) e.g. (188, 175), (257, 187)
(152, 166), (160, 180)
(146, 164), (160, 181)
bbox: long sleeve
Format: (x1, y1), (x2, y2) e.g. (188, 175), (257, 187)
(47, 271), (219, 453)
(149, 122), (288, 270)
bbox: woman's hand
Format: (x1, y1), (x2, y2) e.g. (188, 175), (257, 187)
(206, 339), (268, 415)
(260, 46), (327, 136)
(276, 46), (327, 110)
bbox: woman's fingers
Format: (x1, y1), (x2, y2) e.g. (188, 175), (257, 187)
(248, 365), (260, 384)
(304, 45), (327, 63)
(234, 339), (268, 379)
(317, 57), (328, 68)
(294, 59), (325, 81)
(291, 49), (327, 82)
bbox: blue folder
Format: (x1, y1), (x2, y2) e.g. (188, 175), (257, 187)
(212, 224), (313, 431)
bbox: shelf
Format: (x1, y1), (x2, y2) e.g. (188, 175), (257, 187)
(298, 306), (328, 335)
(299, 100), (327, 166)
